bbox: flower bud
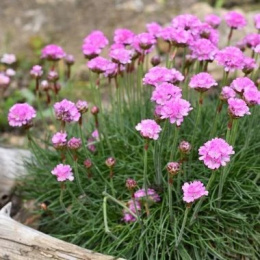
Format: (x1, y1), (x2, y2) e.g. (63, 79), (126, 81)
(91, 106), (99, 115)
(30, 65), (43, 79)
(76, 100), (88, 114)
(40, 80), (50, 91)
(84, 158), (92, 169)
(105, 157), (116, 168)
(47, 70), (59, 82)
(151, 56), (161, 67)
(126, 178), (137, 190)
(167, 162), (180, 175)
(67, 137), (82, 150)
(65, 54), (75, 65)
(179, 141), (191, 154)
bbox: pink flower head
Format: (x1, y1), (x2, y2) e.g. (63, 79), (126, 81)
(135, 119), (162, 140)
(126, 178), (137, 190)
(1, 54), (16, 64)
(109, 48), (132, 64)
(135, 32), (156, 50)
(67, 137), (82, 150)
(189, 72), (217, 92)
(236, 39), (246, 52)
(254, 14), (260, 30)
(51, 164), (74, 182)
(0, 73), (10, 87)
(52, 132), (67, 149)
(65, 54), (75, 65)
(182, 181), (208, 203)
(87, 57), (110, 73)
(54, 99), (80, 123)
(215, 47), (245, 72)
(83, 30), (109, 49)
(146, 22), (162, 38)
(243, 57), (257, 74)
(243, 33), (260, 49)
(5, 68), (16, 77)
(87, 137), (97, 153)
(199, 138), (235, 169)
(91, 129), (99, 139)
(230, 77), (256, 93)
(172, 14), (201, 30)
(205, 14), (221, 29)
(243, 87), (260, 106)
(158, 98), (193, 126)
(151, 82), (182, 105)
(82, 43), (101, 59)
(103, 61), (122, 78)
(8, 103), (36, 127)
(190, 39), (218, 61)
(254, 44), (260, 54)
(122, 199), (141, 223)
(220, 86), (236, 101)
(143, 66), (184, 86)
(41, 44), (65, 61)
(76, 100), (88, 114)
(224, 11), (246, 29)
(30, 65), (43, 78)
(134, 188), (160, 202)
(228, 98), (251, 118)
(179, 141), (191, 154)
(167, 162), (181, 175)
(192, 23), (219, 46)
(114, 29), (135, 45)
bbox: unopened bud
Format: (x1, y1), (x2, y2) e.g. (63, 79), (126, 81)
(179, 141), (191, 154)
(151, 56), (161, 66)
(65, 54), (75, 65)
(126, 178), (137, 190)
(91, 106), (99, 115)
(167, 162), (180, 175)
(84, 158), (92, 169)
(105, 157), (116, 168)
(47, 70), (59, 82)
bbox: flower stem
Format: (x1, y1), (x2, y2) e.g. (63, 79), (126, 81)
(169, 125), (179, 161)
(143, 139), (149, 193)
(73, 159), (86, 196)
(168, 174), (174, 223)
(176, 206), (190, 247)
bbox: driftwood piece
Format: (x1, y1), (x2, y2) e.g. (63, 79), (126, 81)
(0, 203), (125, 260)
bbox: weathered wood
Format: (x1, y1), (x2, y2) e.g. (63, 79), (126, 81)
(0, 203), (125, 260)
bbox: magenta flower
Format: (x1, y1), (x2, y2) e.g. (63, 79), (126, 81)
(83, 30), (109, 49)
(220, 86), (236, 101)
(190, 39), (218, 61)
(228, 98), (251, 118)
(87, 57), (110, 73)
(243, 57), (257, 74)
(205, 14), (221, 29)
(54, 99), (80, 123)
(215, 47), (245, 72)
(1, 54), (16, 64)
(135, 32), (156, 50)
(82, 43), (101, 59)
(8, 103), (36, 127)
(172, 14), (201, 30)
(134, 188), (160, 202)
(91, 129), (99, 139)
(87, 137), (97, 153)
(109, 48), (132, 64)
(30, 65), (43, 78)
(243, 33), (260, 49)
(189, 72), (217, 92)
(67, 137), (82, 150)
(52, 132), (67, 149)
(122, 199), (141, 223)
(103, 61), (122, 78)
(151, 82), (182, 105)
(0, 73), (10, 87)
(254, 14), (260, 30)
(230, 77), (256, 94)
(76, 100), (88, 114)
(224, 11), (246, 29)
(243, 87), (260, 106)
(41, 44), (65, 61)
(159, 98), (193, 126)
(182, 181), (208, 203)
(199, 138), (235, 169)
(51, 164), (74, 182)
(254, 44), (260, 54)
(65, 54), (75, 65)
(114, 29), (135, 45)
(146, 22), (162, 38)
(192, 23), (219, 46)
(135, 119), (162, 140)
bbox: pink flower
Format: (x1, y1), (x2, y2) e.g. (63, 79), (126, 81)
(5, 68), (16, 77)
(158, 98), (193, 126)
(30, 65), (43, 78)
(135, 119), (162, 140)
(179, 141), (192, 154)
(192, 23), (219, 46)
(65, 54), (75, 65)
(230, 77), (256, 93)
(82, 43), (101, 59)
(228, 98), (251, 118)
(254, 44), (260, 54)
(172, 14), (201, 30)
(224, 11), (246, 29)
(243, 57), (257, 74)
(146, 22), (162, 37)
(103, 61), (121, 78)
(182, 181), (208, 203)
(91, 129), (99, 139)
(87, 137), (96, 153)
(109, 48), (132, 64)
(1, 54), (16, 64)
(83, 30), (109, 49)
(151, 82), (182, 105)
(54, 99), (80, 123)
(243, 33), (260, 49)
(189, 72), (217, 92)
(190, 39), (218, 61)
(51, 164), (74, 182)
(52, 132), (67, 149)
(122, 199), (141, 223)
(67, 137), (82, 150)
(0, 73), (10, 87)
(114, 29), (135, 45)
(8, 103), (36, 127)
(215, 47), (245, 72)
(243, 87), (260, 106)
(87, 57), (110, 73)
(167, 162), (181, 175)
(41, 44), (65, 61)
(76, 100), (88, 114)
(134, 188), (160, 202)
(220, 86), (236, 101)
(254, 14), (260, 30)
(143, 66), (184, 86)
(205, 14), (221, 29)
(199, 138), (235, 169)
(135, 32), (156, 50)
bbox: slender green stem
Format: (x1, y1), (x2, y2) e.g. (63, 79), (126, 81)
(59, 185), (67, 213)
(168, 175), (173, 223)
(73, 159), (86, 196)
(176, 206), (190, 247)
(169, 126), (179, 161)
(79, 122), (88, 155)
(110, 175), (116, 198)
(144, 139), (149, 193)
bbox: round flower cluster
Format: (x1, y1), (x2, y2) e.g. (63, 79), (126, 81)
(122, 199), (141, 223)
(227, 98), (251, 118)
(87, 57), (110, 73)
(41, 44), (66, 61)
(52, 132), (67, 149)
(190, 39), (218, 61)
(114, 29), (135, 45)
(1, 53), (16, 64)
(30, 65), (43, 79)
(51, 164), (74, 182)
(224, 11), (246, 29)
(189, 72), (217, 92)
(205, 14), (221, 29)
(182, 181), (208, 203)
(134, 188), (160, 202)
(135, 119), (162, 140)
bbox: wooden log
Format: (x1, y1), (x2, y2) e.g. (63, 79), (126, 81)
(0, 203), (125, 260)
